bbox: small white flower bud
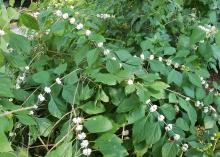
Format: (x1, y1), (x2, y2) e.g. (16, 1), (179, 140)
(182, 144), (188, 152)
(150, 105), (157, 112)
(158, 57), (163, 62)
(77, 132), (86, 140)
(127, 79), (133, 85)
(205, 83), (209, 89)
(76, 125), (83, 131)
(38, 94), (45, 102)
(149, 55), (154, 60)
(55, 10), (62, 17)
(0, 29), (5, 36)
(62, 13), (69, 19)
(201, 80), (206, 85)
(174, 134), (180, 141)
(203, 107), (209, 113)
(15, 84), (20, 89)
(111, 57), (116, 60)
(145, 99), (151, 104)
(103, 49), (110, 55)
(195, 101), (201, 107)
(185, 97), (190, 101)
(174, 63), (179, 68)
(8, 98), (13, 102)
(29, 111), (34, 115)
(158, 115), (165, 121)
(76, 23), (83, 30)
(166, 59), (172, 66)
(97, 42), (103, 48)
(82, 148), (92, 156)
(85, 30), (91, 36)
(55, 78), (62, 84)
(165, 124), (172, 131)
(122, 130), (129, 136)
(73, 117), (83, 124)
(33, 105), (38, 109)
(24, 66), (30, 71)
(44, 87), (51, 93)
(140, 53), (144, 60)
(81, 140), (89, 148)
(69, 17), (76, 24)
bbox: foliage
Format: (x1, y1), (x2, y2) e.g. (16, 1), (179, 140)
(0, 0), (220, 156)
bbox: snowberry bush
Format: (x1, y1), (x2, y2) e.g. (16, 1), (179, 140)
(1, 0), (220, 156)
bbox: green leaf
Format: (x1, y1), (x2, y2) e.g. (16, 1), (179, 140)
(16, 114), (37, 125)
(190, 28), (206, 45)
(94, 133), (128, 157)
(106, 59), (120, 73)
(168, 69), (183, 86)
(9, 33), (31, 54)
(127, 105), (145, 124)
(133, 117), (161, 145)
(188, 73), (202, 87)
(53, 63), (67, 75)
(64, 72), (78, 85)
(179, 98), (197, 126)
(0, 76), (13, 97)
(88, 33), (105, 42)
(32, 71), (50, 84)
(176, 118), (189, 131)
(80, 101), (105, 115)
(62, 85), (79, 104)
(0, 130), (13, 152)
(20, 13), (39, 30)
(168, 93), (177, 103)
(204, 116), (216, 129)
(79, 85), (94, 101)
(9, 0), (15, 6)
(35, 118), (54, 137)
(164, 46), (176, 55)
(0, 52), (4, 67)
(45, 142), (72, 157)
(87, 49), (99, 67)
(162, 142), (178, 157)
(114, 49), (132, 62)
(97, 90), (109, 102)
(117, 94), (138, 113)
(93, 73), (117, 85)
(48, 97), (62, 118)
(145, 122), (161, 145)
(84, 115), (112, 133)
(160, 103), (176, 121)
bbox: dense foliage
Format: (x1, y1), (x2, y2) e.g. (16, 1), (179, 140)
(1, 0), (220, 156)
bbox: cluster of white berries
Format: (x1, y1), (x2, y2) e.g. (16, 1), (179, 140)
(37, 77), (62, 102)
(145, 99), (190, 152)
(54, 9), (116, 60)
(198, 25), (217, 38)
(73, 117), (92, 156)
(96, 13), (115, 19)
(32, 12), (40, 18)
(200, 77), (217, 95)
(0, 29), (5, 36)
(15, 66), (29, 89)
(140, 54), (186, 70)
